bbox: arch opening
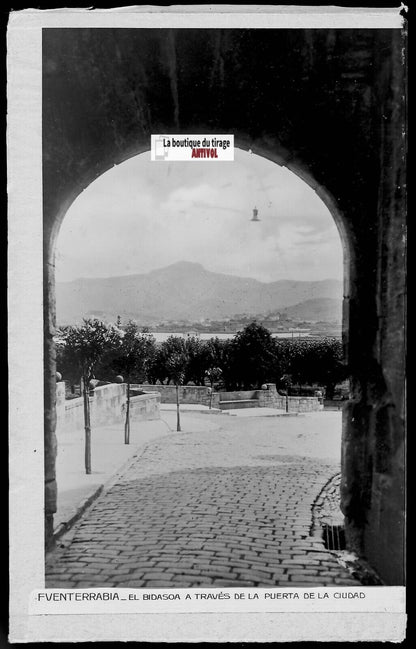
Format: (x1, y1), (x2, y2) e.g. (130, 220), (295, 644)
(55, 146), (347, 291)
(48, 147), (355, 578)
(49, 140), (353, 289)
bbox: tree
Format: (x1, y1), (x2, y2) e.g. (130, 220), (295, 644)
(279, 373), (293, 412)
(163, 336), (189, 431)
(205, 366), (223, 408)
(111, 321), (156, 444)
(55, 330), (80, 396)
(309, 337), (346, 399)
(58, 319), (119, 473)
(227, 322), (277, 390)
(215, 339), (235, 390)
(204, 338), (227, 379)
(274, 339), (308, 388)
(183, 335), (209, 385)
(147, 345), (169, 385)
(273, 337), (346, 398)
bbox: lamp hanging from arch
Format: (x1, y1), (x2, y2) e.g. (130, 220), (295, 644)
(251, 206), (260, 222)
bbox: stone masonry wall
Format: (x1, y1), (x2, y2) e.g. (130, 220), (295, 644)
(258, 384), (323, 412)
(139, 384), (213, 406)
(287, 397), (323, 413)
(139, 382), (322, 412)
(125, 392), (161, 421)
(56, 382), (160, 433)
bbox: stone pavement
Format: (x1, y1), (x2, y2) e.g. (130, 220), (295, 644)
(46, 411), (361, 588)
(54, 419), (171, 537)
(53, 407), (222, 537)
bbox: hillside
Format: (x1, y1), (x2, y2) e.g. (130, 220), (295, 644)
(283, 297), (342, 323)
(56, 261), (342, 325)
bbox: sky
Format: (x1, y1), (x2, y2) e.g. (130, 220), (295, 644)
(55, 149), (343, 284)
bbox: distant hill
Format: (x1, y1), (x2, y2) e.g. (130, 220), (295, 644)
(56, 261), (343, 325)
(283, 297), (342, 323)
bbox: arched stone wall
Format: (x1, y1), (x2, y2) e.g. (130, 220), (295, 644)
(43, 28), (405, 584)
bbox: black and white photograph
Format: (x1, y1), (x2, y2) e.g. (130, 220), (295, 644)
(8, 5), (406, 643)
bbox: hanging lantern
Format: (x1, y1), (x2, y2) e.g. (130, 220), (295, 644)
(251, 206), (260, 222)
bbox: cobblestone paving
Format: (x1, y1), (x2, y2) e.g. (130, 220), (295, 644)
(46, 421), (360, 588)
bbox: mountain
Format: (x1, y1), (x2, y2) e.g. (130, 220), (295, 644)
(56, 261), (342, 325)
(283, 297), (342, 323)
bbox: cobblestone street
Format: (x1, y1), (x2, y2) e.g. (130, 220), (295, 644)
(46, 412), (360, 588)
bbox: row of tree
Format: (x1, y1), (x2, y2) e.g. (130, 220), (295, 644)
(56, 319), (347, 473)
(57, 320), (347, 395)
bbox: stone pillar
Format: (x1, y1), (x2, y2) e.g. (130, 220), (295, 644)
(340, 31), (406, 585)
(259, 383), (284, 409)
(210, 393), (221, 409)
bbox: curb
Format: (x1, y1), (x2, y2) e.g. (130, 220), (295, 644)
(226, 412), (301, 418)
(50, 424), (199, 546)
(160, 407), (223, 414)
(52, 484), (104, 544)
(51, 442), (153, 546)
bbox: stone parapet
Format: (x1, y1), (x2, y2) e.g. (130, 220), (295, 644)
(258, 384), (323, 412)
(56, 382), (160, 433)
(125, 392), (161, 421)
(138, 382), (322, 412)
(139, 384), (213, 406)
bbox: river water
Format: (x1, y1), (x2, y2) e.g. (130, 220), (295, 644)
(150, 331), (311, 342)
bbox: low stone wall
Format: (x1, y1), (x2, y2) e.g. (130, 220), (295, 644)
(219, 390), (259, 401)
(125, 392), (161, 421)
(258, 383), (323, 412)
(138, 384), (213, 406)
(56, 381), (67, 431)
(287, 396), (323, 412)
(138, 382), (322, 412)
(56, 382), (160, 433)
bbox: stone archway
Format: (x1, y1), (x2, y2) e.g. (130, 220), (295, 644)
(43, 27), (405, 585)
